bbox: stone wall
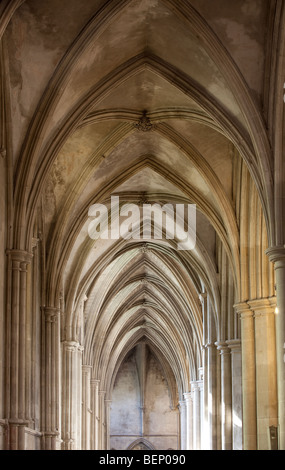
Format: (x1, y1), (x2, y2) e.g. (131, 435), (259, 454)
(110, 346), (179, 450)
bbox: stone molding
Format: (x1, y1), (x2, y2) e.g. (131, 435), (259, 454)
(215, 341), (231, 355)
(266, 246), (285, 264)
(226, 338), (241, 352)
(43, 306), (60, 323)
(234, 297), (276, 319)
(6, 248), (33, 265)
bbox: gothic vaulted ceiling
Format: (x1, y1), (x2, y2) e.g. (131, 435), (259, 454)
(3, 0), (275, 397)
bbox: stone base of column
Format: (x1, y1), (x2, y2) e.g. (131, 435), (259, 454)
(7, 420), (42, 450)
(42, 431), (61, 450)
(62, 438), (75, 450)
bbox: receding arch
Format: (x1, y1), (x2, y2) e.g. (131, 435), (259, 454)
(127, 438), (156, 450)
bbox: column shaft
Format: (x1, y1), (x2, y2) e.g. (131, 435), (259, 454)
(105, 400), (111, 450)
(236, 302), (257, 449)
(266, 248), (285, 449)
(207, 343), (217, 450)
(98, 390), (106, 449)
(226, 339), (242, 450)
(42, 307), (60, 450)
(91, 379), (100, 450)
(216, 342), (232, 450)
(82, 365), (92, 450)
(61, 341), (83, 450)
(179, 400), (187, 450)
(7, 250), (32, 450)
(184, 393), (193, 450)
(249, 298), (278, 449)
(191, 382), (201, 450)
(199, 293), (208, 450)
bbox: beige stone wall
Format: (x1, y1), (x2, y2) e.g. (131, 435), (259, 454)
(110, 348), (178, 450)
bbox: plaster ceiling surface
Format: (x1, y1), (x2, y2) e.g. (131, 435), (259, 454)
(4, 0), (270, 388)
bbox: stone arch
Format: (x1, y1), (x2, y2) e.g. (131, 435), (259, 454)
(127, 438), (156, 451)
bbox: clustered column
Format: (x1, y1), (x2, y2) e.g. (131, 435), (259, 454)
(191, 381), (201, 450)
(226, 339), (242, 450)
(91, 379), (100, 449)
(216, 342), (232, 450)
(61, 341), (83, 450)
(82, 365), (92, 449)
(249, 298), (278, 449)
(183, 392), (193, 450)
(98, 390), (106, 449)
(178, 399), (187, 450)
(7, 249), (32, 449)
(42, 307), (61, 450)
(235, 302), (257, 450)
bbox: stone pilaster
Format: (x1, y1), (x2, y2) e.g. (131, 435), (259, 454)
(82, 365), (92, 450)
(191, 382), (201, 450)
(90, 379), (100, 450)
(178, 399), (186, 450)
(266, 247), (285, 449)
(183, 392), (193, 450)
(226, 339), (242, 450)
(249, 297), (278, 449)
(199, 293), (208, 450)
(98, 390), (106, 450)
(6, 249), (33, 449)
(198, 368), (204, 449)
(207, 342), (218, 450)
(42, 307), (61, 450)
(216, 342), (232, 450)
(61, 341), (83, 450)
(105, 399), (112, 450)
(235, 302), (257, 450)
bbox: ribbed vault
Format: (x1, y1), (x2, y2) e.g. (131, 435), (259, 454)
(2, 0), (282, 451)
(32, 0), (272, 421)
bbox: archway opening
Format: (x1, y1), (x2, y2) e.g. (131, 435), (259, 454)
(110, 343), (179, 450)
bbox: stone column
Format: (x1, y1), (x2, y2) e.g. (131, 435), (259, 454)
(249, 298), (278, 449)
(207, 343), (217, 450)
(6, 250), (32, 449)
(98, 390), (106, 450)
(266, 247), (285, 449)
(183, 392), (193, 450)
(105, 399), (112, 450)
(199, 293), (208, 450)
(235, 302), (257, 450)
(91, 379), (100, 450)
(191, 382), (201, 450)
(61, 341), (83, 450)
(226, 339), (242, 450)
(82, 365), (92, 450)
(179, 400), (187, 450)
(216, 342), (232, 450)
(198, 368), (204, 450)
(42, 307), (61, 450)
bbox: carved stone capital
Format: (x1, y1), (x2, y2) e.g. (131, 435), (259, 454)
(266, 246), (285, 265)
(43, 306), (60, 323)
(62, 340), (82, 353)
(248, 298), (276, 317)
(226, 339), (241, 353)
(234, 302), (253, 319)
(215, 341), (231, 354)
(7, 249), (33, 266)
(91, 378), (100, 387)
